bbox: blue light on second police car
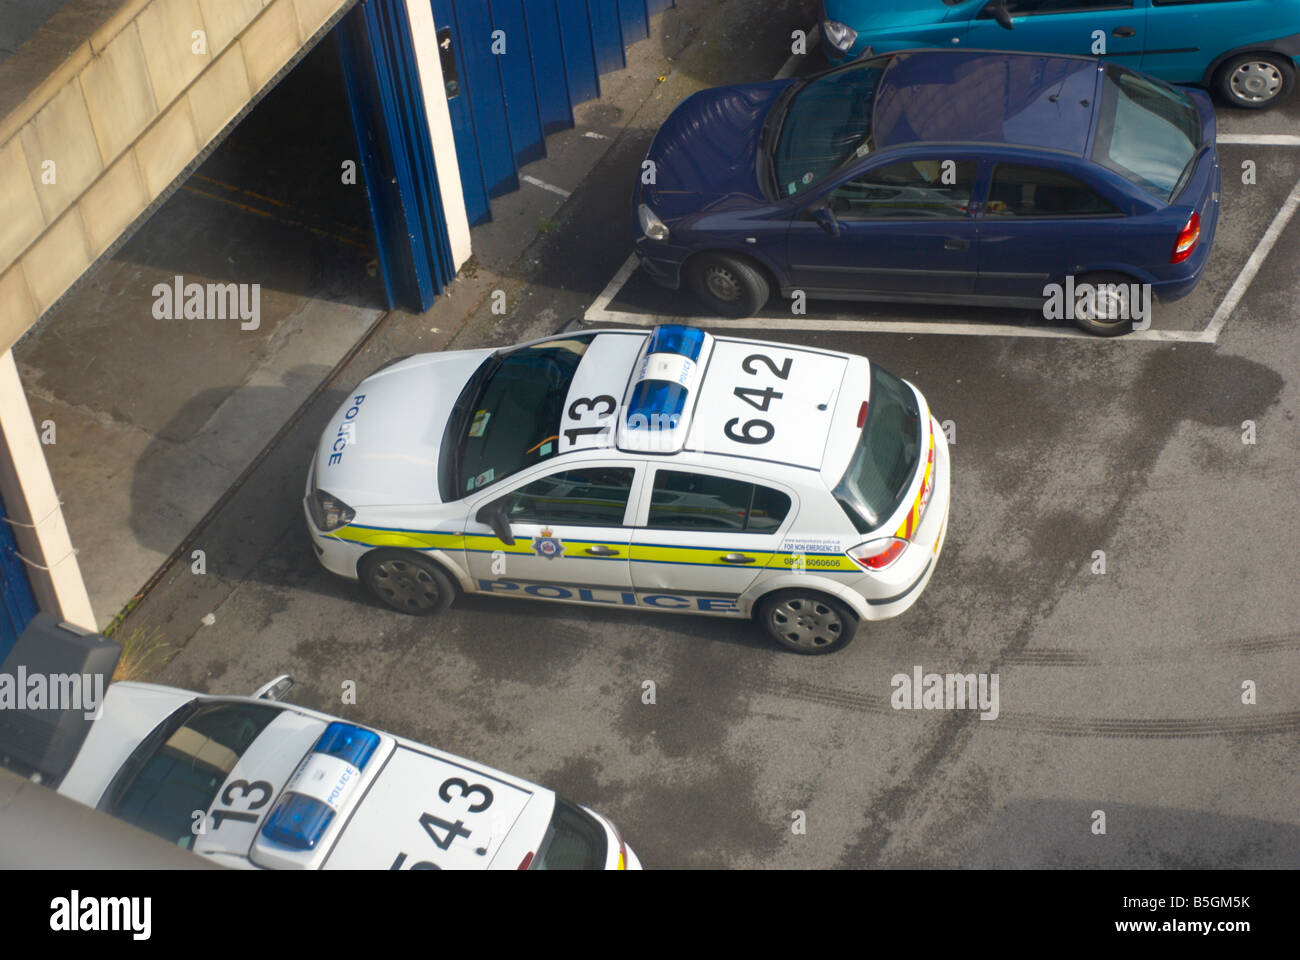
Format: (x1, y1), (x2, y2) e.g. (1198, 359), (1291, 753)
(259, 722), (381, 851)
(626, 380), (688, 429)
(314, 721), (381, 768)
(645, 324), (704, 361)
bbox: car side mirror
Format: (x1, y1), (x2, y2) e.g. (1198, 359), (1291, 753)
(475, 499), (516, 546)
(809, 204), (841, 238)
(252, 675), (294, 701)
(990, 2), (1014, 30)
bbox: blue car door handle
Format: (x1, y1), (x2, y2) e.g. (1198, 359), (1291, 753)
(944, 236), (971, 251)
(1112, 26), (1136, 38)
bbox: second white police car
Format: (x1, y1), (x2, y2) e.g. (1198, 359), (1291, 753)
(306, 325), (950, 654)
(57, 675), (638, 869)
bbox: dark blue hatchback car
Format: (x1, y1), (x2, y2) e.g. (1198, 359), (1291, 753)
(632, 49), (1220, 335)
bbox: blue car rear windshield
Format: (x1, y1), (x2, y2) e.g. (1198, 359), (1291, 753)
(773, 58), (888, 199)
(1091, 66), (1200, 202)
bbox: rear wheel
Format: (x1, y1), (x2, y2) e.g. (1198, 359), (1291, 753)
(360, 550), (455, 616)
(1215, 53), (1295, 109)
(685, 252), (770, 318)
(757, 590), (857, 655)
(1071, 271), (1139, 337)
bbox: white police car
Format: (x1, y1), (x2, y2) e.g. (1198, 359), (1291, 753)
(306, 325), (950, 654)
(56, 676), (639, 869)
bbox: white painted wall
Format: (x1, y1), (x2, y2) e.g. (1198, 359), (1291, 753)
(404, 0), (472, 271)
(0, 349), (94, 631)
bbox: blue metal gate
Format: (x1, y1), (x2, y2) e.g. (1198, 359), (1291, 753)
(0, 491), (39, 664)
(434, 0), (675, 226)
(339, 0), (458, 312)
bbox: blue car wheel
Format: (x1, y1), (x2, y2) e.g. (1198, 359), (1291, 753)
(685, 252), (771, 318)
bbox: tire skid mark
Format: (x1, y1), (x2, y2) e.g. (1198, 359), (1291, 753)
(746, 676), (1300, 739)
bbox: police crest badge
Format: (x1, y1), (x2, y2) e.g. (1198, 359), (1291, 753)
(531, 527), (565, 560)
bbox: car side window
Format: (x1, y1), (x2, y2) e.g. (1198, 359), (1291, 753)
(503, 468), (635, 526)
(648, 470), (791, 532)
(985, 0), (1134, 15)
(827, 160), (976, 220)
(985, 164), (1119, 217)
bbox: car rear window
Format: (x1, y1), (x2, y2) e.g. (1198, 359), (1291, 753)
(834, 365), (922, 533)
(1091, 66), (1200, 202)
(533, 797), (608, 870)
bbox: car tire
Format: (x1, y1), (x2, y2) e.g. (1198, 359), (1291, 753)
(757, 590), (857, 655)
(1214, 53), (1296, 109)
(685, 252), (770, 318)
(360, 550), (456, 616)
(1070, 271), (1140, 337)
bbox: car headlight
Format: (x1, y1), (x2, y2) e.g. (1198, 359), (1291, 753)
(822, 19), (857, 53)
(308, 489), (356, 532)
(638, 203), (670, 242)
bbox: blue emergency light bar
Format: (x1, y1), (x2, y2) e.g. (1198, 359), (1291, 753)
(260, 722), (381, 851)
(645, 324), (705, 360)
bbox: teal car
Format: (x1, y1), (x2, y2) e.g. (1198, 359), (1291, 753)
(821, 0), (1300, 108)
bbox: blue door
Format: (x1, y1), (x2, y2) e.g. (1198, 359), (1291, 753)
(0, 491), (39, 664)
(964, 0), (1146, 65)
(975, 160), (1128, 299)
(434, 0), (674, 225)
(785, 158), (980, 297)
(338, 0), (458, 312)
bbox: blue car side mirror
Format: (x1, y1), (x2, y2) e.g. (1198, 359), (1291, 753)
(809, 205), (841, 238)
(990, 3), (1014, 30)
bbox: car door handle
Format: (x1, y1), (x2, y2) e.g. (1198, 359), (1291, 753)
(720, 553), (757, 564)
(943, 236), (971, 251)
(585, 545), (620, 556)
(1112, 26), (1135, 38)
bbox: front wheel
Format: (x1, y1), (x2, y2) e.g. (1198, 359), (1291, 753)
(757, 591), (857, 655)
(1215, 53), (1295, 109)
(360, 550), (455, 616)
(685, 252), (770, 318)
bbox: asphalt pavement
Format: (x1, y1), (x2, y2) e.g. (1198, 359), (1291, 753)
(112, 0), (1300, 868)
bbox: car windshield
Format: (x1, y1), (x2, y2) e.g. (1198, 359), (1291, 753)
(450, 336), (594, 497)
(98, 701), (280, 848)
(533, 796), (609, 869)
(1091, 66), (1200, 202)
(834, 364), (922, 532)
(772, 58), (888, 199)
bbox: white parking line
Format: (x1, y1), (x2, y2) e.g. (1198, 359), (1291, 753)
(1216, 134), (1300, 146)
(1203, 174), (1300, 342)
(521, 175), (572, 198)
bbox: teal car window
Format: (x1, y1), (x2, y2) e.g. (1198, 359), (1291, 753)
(986, 0), (1134, 14)
(829, 160), (976, 220)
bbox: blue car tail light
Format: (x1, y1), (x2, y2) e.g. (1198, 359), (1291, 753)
(260, 722), (381, 851)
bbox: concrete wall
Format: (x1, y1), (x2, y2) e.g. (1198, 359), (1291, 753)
(0, 0), (358, 356)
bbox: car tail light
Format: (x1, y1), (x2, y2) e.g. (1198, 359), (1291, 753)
(848, 538), (907, 571)
(616, 839), (627, 870)
(857, 401), (868, 428)
(518, 851), (534, 870)
(1171, 211), (1200, 264)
